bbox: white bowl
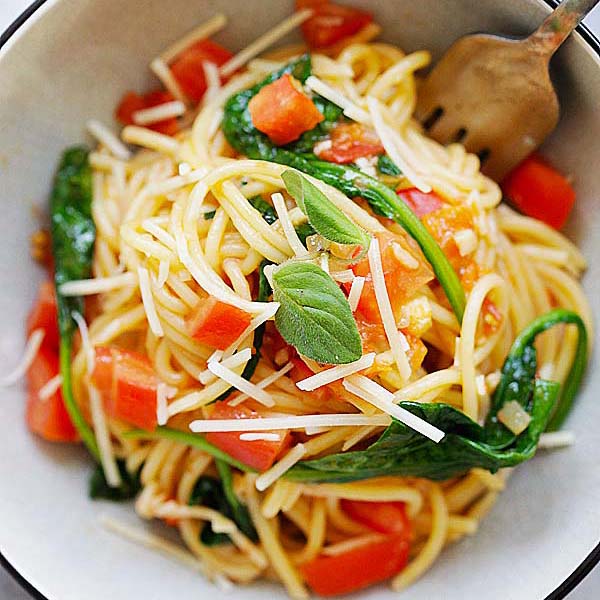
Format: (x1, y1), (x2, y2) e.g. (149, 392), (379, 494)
(1, 1), (599, 598)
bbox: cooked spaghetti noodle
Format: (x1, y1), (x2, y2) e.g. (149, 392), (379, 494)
(25, 5), (592, 598)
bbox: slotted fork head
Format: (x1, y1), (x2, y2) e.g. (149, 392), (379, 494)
(415, 34), (559, 181)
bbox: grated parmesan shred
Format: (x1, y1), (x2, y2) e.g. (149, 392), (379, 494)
(296, 352), (375, 391)
(86, 120), (131, 160)
(0, 328), (45, 387)
(229, 362), (294, 407)
(207, 359), (275, 407)
(133, 101), (186, 126)
(255, 444), (307, 491)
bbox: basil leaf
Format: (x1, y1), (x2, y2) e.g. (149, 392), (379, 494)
(272, 261), (362, 364)
(282, 170), (369, 249)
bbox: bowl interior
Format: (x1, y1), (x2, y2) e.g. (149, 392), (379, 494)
(1, 1), (599, 599)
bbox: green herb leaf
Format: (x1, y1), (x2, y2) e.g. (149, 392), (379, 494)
(377, 155), (402, 176)
(89, 460), (142, 501)
(272, 262), (362, 364)
(249, 195), (278, 225)
(282, 170), (370, 251)
(50, 147), (99, 461)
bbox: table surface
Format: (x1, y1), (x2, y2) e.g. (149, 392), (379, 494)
(1, 0), (599, 598)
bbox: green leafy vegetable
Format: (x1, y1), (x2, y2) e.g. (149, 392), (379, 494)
(286, 309), (587, 482)
(190, 463), (258, 546)
(123, 427), (256, 473)
(50, 147), (99, 460)
(249, 196), (278, 225)
(282, 170), (370, 250)
(294, 221), (317, 246)
(272, 262), (362, 364)
(203, 210), (216, 220)
(377, 155), (402, 176)
(89, 460), (142, 501)
(222, 56), (466, 321)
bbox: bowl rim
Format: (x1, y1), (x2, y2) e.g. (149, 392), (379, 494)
(0, 0), (599, 598)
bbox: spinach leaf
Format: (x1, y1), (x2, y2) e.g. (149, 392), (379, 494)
(222, 57), (467, 322)
(272, 262), (362, 364)
(123, 427), (256, 472)
(286, 309), (587, 482)
(249, 195), (278, 225)
(295, 221), (317, 246)
(203, 210), (216, 220)
(190, 464), (258, 546)
(89, 460), (142, 501)
(377, 155), (402, 176)
(282, 170), (370, 249)
(50, 147), (100, 460)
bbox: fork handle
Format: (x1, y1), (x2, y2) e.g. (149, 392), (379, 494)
(527, 0), (600, 57)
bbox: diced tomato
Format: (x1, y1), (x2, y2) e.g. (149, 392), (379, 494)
(502, 153), (575, 230)
(26, 345), (78, 442)
(341, 500), (411, 537)
(300, 534), (410, 596)
(315, 123), (383, 164)
(482, 298), (502, 336)
(397, 188), (444, 218)
(170, 39), (233, 103)
(297, 1), (373, 49)
(205, 401), (291, 471)
(91, 346), (159, 431)
(187, 297), (253, 351)
(249, 74), (324, 145)
(27, 280), (59, 352)
(347, 231), (433, 324)
(421, 205), (482, 289)
(116, 90), (179, 136)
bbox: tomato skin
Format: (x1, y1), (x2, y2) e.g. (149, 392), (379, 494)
(315, 123), (383, 164)
(205, 401), (291, 471)
(298, 1), (373, 49)
(27, 281), (59, 352)
(187, 297), (253, 351)
(397, 188), (444, 218)
(26, 346), (78, 442)
(341, 500), (412, 536)
(91, 346), (159, 431)
(347, 231), (433, 324)
(300, 534), (410, 596)
(502, 153), (575, 230)
(116, 90), (179, 136)
(170, 39), (233, 103)
(249, 74), (324, 145)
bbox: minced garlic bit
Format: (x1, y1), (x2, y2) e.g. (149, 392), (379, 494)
(497, 400), (531, 435)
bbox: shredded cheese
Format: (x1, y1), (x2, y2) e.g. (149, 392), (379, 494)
(391, 242), (419, 269)
(138, 266), (164, 337)
(224, 302), (280, 356)
(255, 444), (307, 491)
(208, 359), (275, 407)
(199, 348), (252, 384)
(133, 101), (186, 126)
(229, 362), (294, 407)
(59, 272), (137, 297)
(296, 352), (375, 391)
(271, 193), (307, 256)
(160, 13), (228, 63)
(189, 413), (391, 433)
(86, 120), (131, 160)
(347, 275), (365, 312)
(150, 58), (187, 104)
(305, 76), (371, 124)
(367, 238), (411, 380)
(38, 374), (63, 401)
(538, 431), (575, 449)
(122, 125), (180, 155)
(156, 382), (177, 426)
(220, 9), (313, 77)
(239, 432), (282, 442)
(0, 328), (44, 387)
(343, 375), (445, 443)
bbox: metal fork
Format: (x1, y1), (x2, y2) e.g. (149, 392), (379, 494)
(415, 0), (600, 181)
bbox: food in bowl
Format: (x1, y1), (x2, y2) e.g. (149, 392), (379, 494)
(16, 1), (591, 596)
